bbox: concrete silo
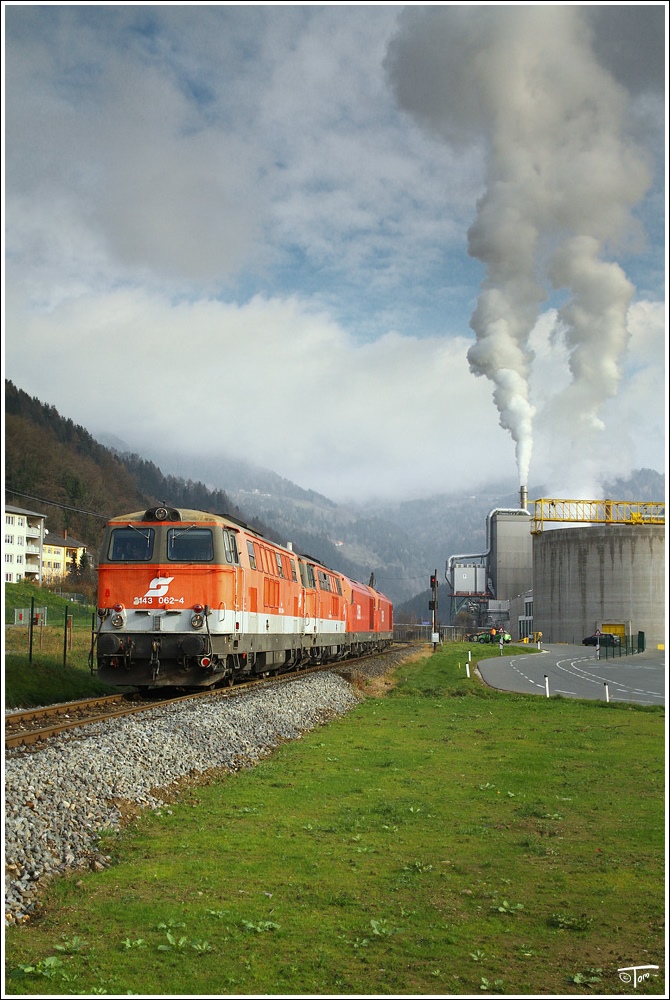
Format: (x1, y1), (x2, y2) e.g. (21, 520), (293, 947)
(531, 501), (665, 646)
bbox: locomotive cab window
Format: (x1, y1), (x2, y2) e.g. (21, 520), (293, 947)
(108, 527), (154, 561)
(167, 527), (213, 561)
(223, 530), (239, 564)
(246, 539), (257, 569)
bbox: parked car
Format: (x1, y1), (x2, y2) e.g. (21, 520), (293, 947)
(582, 633), (621, 647)
(475, 630), (512, 644)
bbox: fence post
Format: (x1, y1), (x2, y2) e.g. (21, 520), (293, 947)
(29, 596), (35, 663)
(90, 613), (96, 674)
(63, 605), (69, 667)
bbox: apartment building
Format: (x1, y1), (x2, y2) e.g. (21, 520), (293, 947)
(4, 504), (87, 584)
(4, 504), (46, 583)
(42, 529), (88, 584)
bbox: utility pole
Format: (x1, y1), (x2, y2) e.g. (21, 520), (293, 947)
(429, 570), (439, 650)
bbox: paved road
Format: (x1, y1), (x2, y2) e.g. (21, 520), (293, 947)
(476, 643), (665, 706)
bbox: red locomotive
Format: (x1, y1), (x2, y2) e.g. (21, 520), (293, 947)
(94, 506), (392, 689)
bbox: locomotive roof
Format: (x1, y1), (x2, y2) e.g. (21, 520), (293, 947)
(110, 507), (261, 533)
(112, 508), (216, 521)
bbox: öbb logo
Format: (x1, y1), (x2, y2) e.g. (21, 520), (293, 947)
(145, 577), (174, 598)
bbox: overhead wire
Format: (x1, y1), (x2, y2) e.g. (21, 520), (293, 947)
(5, 489), (109, 520)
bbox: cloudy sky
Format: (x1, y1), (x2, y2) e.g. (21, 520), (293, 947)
(3, 4), (667, 502)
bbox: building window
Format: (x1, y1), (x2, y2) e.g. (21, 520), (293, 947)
(6, 515), (15, 526)
(5, 534), (13, 544)
(5, 553), (14, 563)
(5, 572), (13, 582)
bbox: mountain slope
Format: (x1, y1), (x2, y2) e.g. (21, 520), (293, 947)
(4, 382), (242, 554)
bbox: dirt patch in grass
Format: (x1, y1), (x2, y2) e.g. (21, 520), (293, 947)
(344, 644), (432, 698)
(358, 672), (399, 697)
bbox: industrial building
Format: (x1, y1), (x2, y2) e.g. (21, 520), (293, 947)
(446, 501), (533, 632)
(446, 494), (665, 649)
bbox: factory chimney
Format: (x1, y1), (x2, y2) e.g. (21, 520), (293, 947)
(519, 485), (528, 511)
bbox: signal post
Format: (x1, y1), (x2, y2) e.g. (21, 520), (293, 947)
(429, 571), (439, 651)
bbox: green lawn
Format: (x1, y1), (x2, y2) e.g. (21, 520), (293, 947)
(4, 644), (665, 995)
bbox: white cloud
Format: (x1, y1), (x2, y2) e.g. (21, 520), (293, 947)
(5, 5), (482, 319)
(3, 6), (665, 505)
(5, 286), (664, 502)
(4, 286), (513, 498)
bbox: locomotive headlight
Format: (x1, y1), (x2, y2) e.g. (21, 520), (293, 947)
(191, 613), (204, 629)
(111, 613), (125, 628)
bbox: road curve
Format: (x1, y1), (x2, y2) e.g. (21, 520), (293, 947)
(476, 644), (665, 706)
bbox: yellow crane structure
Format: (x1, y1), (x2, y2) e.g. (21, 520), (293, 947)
(530, 498), (665, 534)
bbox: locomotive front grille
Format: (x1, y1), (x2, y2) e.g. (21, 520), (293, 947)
(153, 615), (162, 631)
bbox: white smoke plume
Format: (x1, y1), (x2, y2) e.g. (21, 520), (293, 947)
(385, 6), (653, 488)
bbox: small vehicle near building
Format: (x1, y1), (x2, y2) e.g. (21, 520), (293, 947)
(472, 629), (512, 644)
(582, 633), (621, 647)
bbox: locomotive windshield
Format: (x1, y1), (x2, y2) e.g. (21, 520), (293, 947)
(167, 527), (214, 561)
(108, 526), (155, 561)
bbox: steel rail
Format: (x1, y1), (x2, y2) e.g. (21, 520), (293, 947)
(5, 648), (400, 750)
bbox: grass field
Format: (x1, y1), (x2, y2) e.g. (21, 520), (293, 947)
(4, 627), (121, 707)
(4, 643), (665, 996)
(4, 580), (114, 707)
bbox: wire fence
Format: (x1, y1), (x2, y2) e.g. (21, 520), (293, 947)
(6, 597), (96, 667)
(393, 623), (468, 643)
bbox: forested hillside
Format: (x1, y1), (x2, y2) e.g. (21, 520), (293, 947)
(5, 382), (424, 598)
(4, 382), (385, 591)
(4, 381), (245, 553)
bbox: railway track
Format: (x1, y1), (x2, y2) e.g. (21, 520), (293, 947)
(5, 646), (415, 750)
(4, 672), (314, 750)
(5, 692), (163, 749)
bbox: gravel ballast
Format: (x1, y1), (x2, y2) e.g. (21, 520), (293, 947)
(4, 671), (360, 925)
